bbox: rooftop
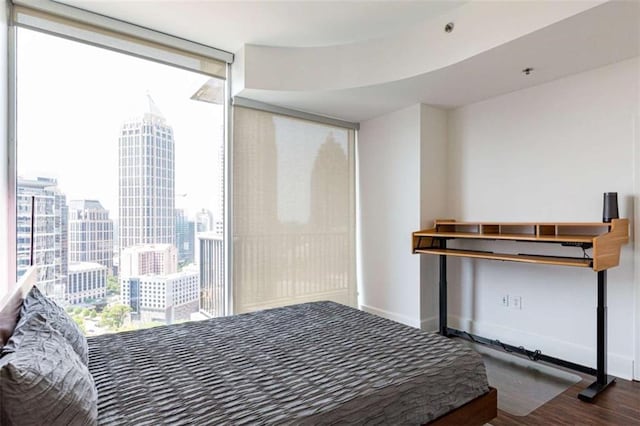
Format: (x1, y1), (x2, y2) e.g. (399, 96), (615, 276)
(68, 262), (106, 272)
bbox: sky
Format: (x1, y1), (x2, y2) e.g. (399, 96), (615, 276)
(17, 28), (224, 221)
(16, 27), (351, 226)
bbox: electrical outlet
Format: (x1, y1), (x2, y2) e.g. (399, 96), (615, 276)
(512, 296), (523, 310)
(501, 294), (509, 307)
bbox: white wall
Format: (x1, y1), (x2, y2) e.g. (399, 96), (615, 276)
(358, 104), (448, 328)
(358, 105), (422, 326)
(419, 105), (448, 330)
(358, 57), (638, 379)
(1, 0), (11, 298)
(447, 57), (639, 379)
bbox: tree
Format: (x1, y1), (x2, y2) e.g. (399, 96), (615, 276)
(72, 315), (86, 334)
(89, 309), (97, 319)
(106, 276), (120, 295)
(99, 304), (131, 330)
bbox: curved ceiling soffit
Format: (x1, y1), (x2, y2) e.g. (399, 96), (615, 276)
(240, 0), (606, 93)
(238, 0), (639, 122)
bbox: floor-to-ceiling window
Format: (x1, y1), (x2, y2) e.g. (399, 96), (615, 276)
(13, 7), (229, 334)
(10, 5), (358, 331)
(233, 104), (357, 313)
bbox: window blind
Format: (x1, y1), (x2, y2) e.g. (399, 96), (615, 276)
(232, 106), (357, 313)
(12, 2), (230, 79)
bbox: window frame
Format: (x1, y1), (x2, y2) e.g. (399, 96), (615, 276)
(6, 2), (361, 316)
(7, 3), (232, 318)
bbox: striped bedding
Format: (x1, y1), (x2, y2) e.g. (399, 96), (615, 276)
(88, 301), (489, 425)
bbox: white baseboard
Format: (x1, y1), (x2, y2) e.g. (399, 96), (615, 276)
(358, 306), (633, 379)
(360, 304), (421, 328)
(359, 304), (438, 331)
(449, 315), (635, 380)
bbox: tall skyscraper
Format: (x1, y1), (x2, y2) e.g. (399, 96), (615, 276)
(118, 94), (175, 254)
(194, 208), (214, 265)
(175, 209), (195, 264)
(310, 134), (350, 230)
(195, 208), (214, 233)
(307, 134), (352, 288)
(216, 129), (224, 237)
(68, 199), (114, 274)
(198, 232), (224, 318)
(16, 177), (68, 301)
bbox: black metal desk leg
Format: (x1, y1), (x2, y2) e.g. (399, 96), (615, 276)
(578, 270), (615, 402)
(439, 239), (448, 336)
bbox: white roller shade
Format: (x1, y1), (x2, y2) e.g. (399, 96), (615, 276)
(233, 106), (357, 313)
(12, 3), (230, 79)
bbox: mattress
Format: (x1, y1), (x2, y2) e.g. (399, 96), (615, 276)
(88, 301), (489, 425)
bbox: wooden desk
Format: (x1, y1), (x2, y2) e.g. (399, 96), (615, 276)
(412, 218), (629, 402)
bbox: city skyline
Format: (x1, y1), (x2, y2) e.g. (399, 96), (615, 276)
(15, 25), (354, 325)
(17, 27), (224, 221)
(15, 27), (222, 318)
(17, 27), (350, 227)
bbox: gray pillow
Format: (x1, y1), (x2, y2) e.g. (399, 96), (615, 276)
(0, 313), (98, 426)
(20, 286), (88, 365)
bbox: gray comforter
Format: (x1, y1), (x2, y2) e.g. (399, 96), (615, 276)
(88, 301), (489, 425)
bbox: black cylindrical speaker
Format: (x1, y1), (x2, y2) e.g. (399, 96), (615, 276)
(602, 192), (619, 223)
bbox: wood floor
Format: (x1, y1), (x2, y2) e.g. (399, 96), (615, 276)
(491, 376), (640, 425)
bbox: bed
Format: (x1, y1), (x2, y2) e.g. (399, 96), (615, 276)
(1, 281), (496, 425)
(89, 301), (494, 425)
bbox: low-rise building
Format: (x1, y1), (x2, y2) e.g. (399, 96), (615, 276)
(120, 244), (177, 278)
(121, 265), (199, 324)
(66, 262), (107, 305)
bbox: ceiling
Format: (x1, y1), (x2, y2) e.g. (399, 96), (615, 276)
(241, 0), (640, 121)
(58, 0), (639, 122)
(60, 0), (466, 52)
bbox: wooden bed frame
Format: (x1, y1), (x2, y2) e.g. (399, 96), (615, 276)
(427, 387), (497, 426)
